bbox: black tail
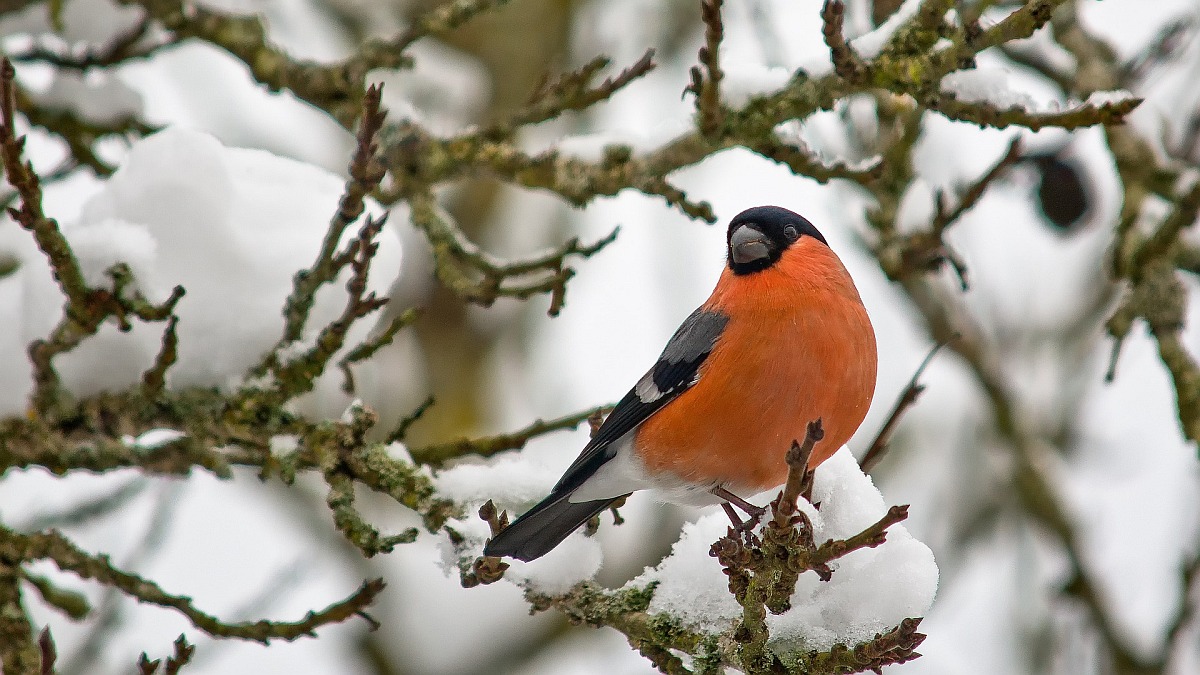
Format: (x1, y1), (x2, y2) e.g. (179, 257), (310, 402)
(483, 491), (617, 562)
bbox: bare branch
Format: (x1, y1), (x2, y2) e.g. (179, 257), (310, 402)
(822, 1), (867, 82)
(136, 635), (195, 675)
(409, 190), (618, 316)
(931, 138), (1024, 233)
(410, 404), (613, 466)
(686, 0), (726, 136)
(9, 16), (164, 71)
(494, 50), (657, 135)
(772, 420), (824, 528)
(271, 84), (389, 357)
(861, 342), (944, 473)
(0, 526), (385, 643)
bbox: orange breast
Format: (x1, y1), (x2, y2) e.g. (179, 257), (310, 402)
(633, 241), (877, 492)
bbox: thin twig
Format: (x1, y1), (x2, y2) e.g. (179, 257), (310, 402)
(772, 420), (824, 527)
(931, 138), (1024, 233)
(386, 395), (436, 444)
(492, 50), (657, 135)
(861, 342), (945, 473)
(271, 83), (389, 355)
(822, 1), (866, 82)
(0, 526), (385, 643)
(38, 628), (55, 675)
(408, 190), (618, 316)
(687, 0), (725, 136)
(409, 404), (613, 466)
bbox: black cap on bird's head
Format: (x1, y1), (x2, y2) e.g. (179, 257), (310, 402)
(726, 206), (828, 275)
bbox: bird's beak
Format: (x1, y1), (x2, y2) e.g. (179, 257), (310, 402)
(731, 225), (772, 264)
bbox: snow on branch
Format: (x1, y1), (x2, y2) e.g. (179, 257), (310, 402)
(457, 436), (936, 675)
(0, 57), (182, 419)
(925, 86), (1141, 131)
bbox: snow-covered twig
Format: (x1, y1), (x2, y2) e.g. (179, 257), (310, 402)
(708, 432), (917, 672)
(923, 89), (1141, 131)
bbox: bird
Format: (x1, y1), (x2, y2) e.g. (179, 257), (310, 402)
(484, 205), (877, 561)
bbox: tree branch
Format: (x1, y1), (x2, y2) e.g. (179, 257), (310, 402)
(0, 526), (384, 643)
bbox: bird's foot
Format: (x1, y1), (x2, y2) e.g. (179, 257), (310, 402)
(713, 486), (766, 535)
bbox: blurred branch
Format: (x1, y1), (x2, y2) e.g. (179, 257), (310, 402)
(38, 628), (55, 675)
(409, 403), (613, 466)
(0, 0), (42, 17)
(490, 50), (657, 135)
(16, 86), (159, 176)
(117, 0), (507, 125)
(1036, 4), (1200, 451)
(0, 558), (41, 673)
(8, 16), (165, 70)
(821, 1), (866, 83)
(861, 342), (943, 473)
(922, 91), (1140, 130)
(844, 6), (1167, 666)
(137, 635), (195, 675)
(1165, 551), (1200, 671)
(22, 570), (91, 620)
(685, 0), (726, 136)
(899, 276), (1156, 672)
(17, 478), (147, 532)
(408, 190), (618, 316)
(60, 483), (181, 675)
(0, 525), (385, 643)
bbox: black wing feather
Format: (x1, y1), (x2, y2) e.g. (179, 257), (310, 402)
(484, 308), (730, 561)
(552, 308), (729, 494)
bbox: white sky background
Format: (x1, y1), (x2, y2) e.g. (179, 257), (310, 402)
(0, 0), (1198, 673)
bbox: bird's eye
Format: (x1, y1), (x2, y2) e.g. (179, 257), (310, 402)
(783, 225), (799, 241)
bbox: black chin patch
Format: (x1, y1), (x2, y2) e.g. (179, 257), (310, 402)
(726, 206), (827, 275)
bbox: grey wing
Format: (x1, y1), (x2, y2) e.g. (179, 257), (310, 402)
(551, 308), (730, 495)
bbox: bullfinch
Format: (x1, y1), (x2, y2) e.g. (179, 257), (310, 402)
(484, 206), (877, 561)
